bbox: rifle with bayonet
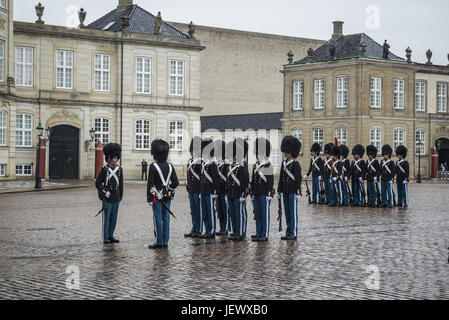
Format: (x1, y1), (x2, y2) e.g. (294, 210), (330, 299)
(304, 179), (312, 204)
(277, 193), (283, 232)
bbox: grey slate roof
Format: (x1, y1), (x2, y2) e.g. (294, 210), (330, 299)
(201, 113), (283, 132)
(86, 5), (188, 39)
(293, 33), (404, 65)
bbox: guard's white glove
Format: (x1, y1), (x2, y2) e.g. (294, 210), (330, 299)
(211, 194), (218, 200)
(105, 191), (111, 199)
(304, 175), (308, 179)
(225, 195), (228, 204)
(359, 177), (364, 183)
(403, 180), (408, 185)
(318, 176), (322, 181)
(373, 177), (378, 183)
(276, 193), (282, 200)
(295, 194), (302, 200)
(344, 176), (348, 182)
(265, 196), (272, 202)
(239, 197), (246, 203)
(332, 177), (337, 182)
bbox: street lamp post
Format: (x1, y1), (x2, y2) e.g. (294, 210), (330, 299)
(35, 123), (51, 190)
(416, 140), (423, 184)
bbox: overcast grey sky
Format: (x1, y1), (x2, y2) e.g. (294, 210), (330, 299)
(14, 0), (449, 65)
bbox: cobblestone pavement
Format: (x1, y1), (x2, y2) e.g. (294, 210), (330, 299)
(0, 182), (448, 300)
(0, 180), (71, 193)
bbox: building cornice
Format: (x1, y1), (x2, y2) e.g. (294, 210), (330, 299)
(282, 115), (448, 122)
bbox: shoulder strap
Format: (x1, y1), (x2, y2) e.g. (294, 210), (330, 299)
(153, 163), (172, 188)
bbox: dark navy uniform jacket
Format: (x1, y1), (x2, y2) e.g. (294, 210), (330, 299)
(216, 161), (230, 195)
(200, 159), (219, 195)
(395, 159), (410, 182)
(331, 159), (343, 179)
(226, 163), (249, 198)
(147, 161), (179, 202)
(96, 165), (124, 203)
(322, 157), (333, 179)
(365, 158), (380, 182)
(380, 158), (396, 181)
(186, 157), (202, 194)
(351, 159), (366, 180)
(250, 160), (274, 196)
(278, 159), (302, 195)
(306, 156), (323, 178)
(341, 158), (351, 179)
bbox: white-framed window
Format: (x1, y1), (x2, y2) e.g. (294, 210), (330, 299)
(292, 129), (302, 142)
(0, 0), (5, 9)
(0, 164), (6, 177)
(0, 110), (6, 146)
(136, 57), (152, 94)
(370, 77), (382, 108)
(16, 164), (32, 176)
(313, 128), (324, 152)
(415, 81), (426, 112)
(370, 128), (382, 153)
(393, 79), (405, 110)
(271, 149), (280, 166)
(437, 83), (448, 113)
(336, 128), (347, 146)
(169, 121), (183, 151)
(293, 81), (304, 111)
(56, 50), (73, 89)
(94, 118), (110, 144)
(94, 54), (110, 91)
(169, 60), (184, 96)
(0, 40), (4, 82)
(393, 129), (405, 153)
(15, 47), (34, 87)
(416, 130), (426, 155)
(15, 114), (32, 147)
(314, 79), (325, 109)
(136, 119), (151, 150)
(336, 76), (348, 108)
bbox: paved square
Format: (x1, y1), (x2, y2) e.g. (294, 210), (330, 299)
(0, 182), (448, 300)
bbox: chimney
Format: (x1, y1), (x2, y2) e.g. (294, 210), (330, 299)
(118, 0), (133, 11)
(332, 21), (344, 40)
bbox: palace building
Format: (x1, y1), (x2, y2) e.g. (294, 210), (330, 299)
(282, 21), (449, 179)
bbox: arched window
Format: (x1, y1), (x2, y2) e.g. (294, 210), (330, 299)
(370, 128), (382, 153)
(313, 128), (324, 152)
(336, 128), (347, 146)
(416, 130), (426, 156)
(393, 129), (405, 153)
(94, 118), (110, 144)
(169, 121), (183, 151)
(292, 129), (302, 142)
(136, 119), (151, 150)
(15, 113), (33, 147)
(0, 110), (7, 146)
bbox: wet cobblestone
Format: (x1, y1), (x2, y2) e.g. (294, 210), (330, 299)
(0, 183), (448, 300)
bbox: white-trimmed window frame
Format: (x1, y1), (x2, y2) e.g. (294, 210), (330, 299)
(56, 50), (73, 89)
(94, 118), (110, 145)
(15, 113), (33, 148)
(15, 46), (34, 87)
(16, 164), (32, 176)
(370, 127), (382, 154)
(393, 128), (406, 153)
(293, 81), (304, 111)
(370, 77), (382, 109)
(415, 81), (426, 112)
(169, 60), (184, 96)
(135, 56), (152, 94)
(0, 39), (5, 83)
(416, 130), (426, 156)
(313, 79), (325, 110)
(313, 128), (324, 152)
(393, 78), (405, 110)
(0, 110), (6, 146)
(336, 76), (348, 108)
(336, 128), (347, 146)
(169, 121), (184, 151)
(0, 163), (6, 177)
(94, 54), (110, 92)
(437, 82), (448, 113)
(135, 119), (151, 150)
(292, 129), (302, 142)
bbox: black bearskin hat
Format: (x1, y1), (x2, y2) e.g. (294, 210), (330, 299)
(324, 143), (334, 155)
(382, 144), (393, 157)
(310, 142), (321, 155)
(189, 136), (202, 156)
(281, 136), (301, 158)
(332, 145), (341, 158)
(254, 138), (271, 157)
(366, 145), (378, 157)
(201, 138), (214, 158)
(396, 145), (408, 158)
(214, 140), (226, 160)
(352, 144), (365, 157)
(103, 143), (121, 162)
(339, 145), (349, 158)
(151, 139), (169, 162)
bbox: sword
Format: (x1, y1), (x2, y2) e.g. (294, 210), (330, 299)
(150, 187), (177, 219)
(277, 194), (283, 232)
(95, 199), (107, 217)
(304, 179), (312, 204)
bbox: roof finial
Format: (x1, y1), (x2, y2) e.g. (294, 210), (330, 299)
(154, 11), (163, 36)
(426, 49), (433, 65)
(188, 21), (196, 39)
(35, 3), (45, 24)
(383, 40), (390, 59)
(359, 41), (367, 56)
(287, 51), (294, 64)
(405, 47), (412, 63)
(329, 44), (336, 59)
(78, 8), (87, 29)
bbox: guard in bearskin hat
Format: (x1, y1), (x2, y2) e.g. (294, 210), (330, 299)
(214, 140), (230, 236)
(199, 139), (220, 239)
(304, 143), (324, 204)
(339, 145), (351, 206)
(350, 144), (366, 206)
(278, 136), (302, 241)
(395, 145), (409, 207)
(227, 139), (249, 241)
(185, 137), (203, 238)
(366, 145), (381, 207)
(380, 144), (396, 208)
(96, 143), (123, 244)
(329, 145), (343, 206)
(250, 138), (274, 242)
(147, 139), (179, 249)
(322, 143), (334, 205)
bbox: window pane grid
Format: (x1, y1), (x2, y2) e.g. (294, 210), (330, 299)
(293, 81), (304, 111)
(136, 120), (151, 150)
(0, 111), (6, 146)
(416, 130), (426, 155)
(437, 83), (448, 113)
(313, 129), (324, 152)
(416, 82), (426, 111)
(370, 128), (382, 153)
(393, 129), (405, 152)
(136, 57), (152, 94)
(169, 121), (183, 150)
(370, 77), (382, 108)
(336, 77), (348, 108)
(94, 54), (110, 91)
(0, 40), (4, 82)
(94, 118), (110, 144)
(169, 60), (184, 96)
(314, 79), (325, 109)
(393, 79), (405, 109)
(15, 114), (32, 147)
(56, 50), (73, 89)
(15, 47), (33, 87)
(337, 128), (347, 146)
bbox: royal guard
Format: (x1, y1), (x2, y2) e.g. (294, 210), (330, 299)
(380, 144), (396, 208)
(351, 145), (366, 206)
(329, 145), (343, 207)
(366, 145), (380, 207)
(250, 138), (274, 242)
(95, 143), (124, 244)
(214, 140), (230, 236)
(339, 145), (351, 206)
(147, 139), (179, 249)
(226, 140), (249, 241)
(304, 143), (323, 205)
(395, 145), (410, 208)
(200, 139), (219, 239)
(185, 137), (203, 238)
(278, 136), (302, 241)
(322, 143), (334, 205)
